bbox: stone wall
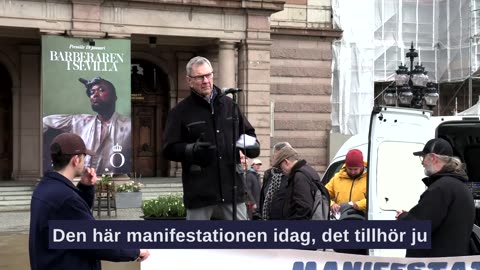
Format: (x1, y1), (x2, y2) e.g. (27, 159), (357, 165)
(270, 35), (335, 172)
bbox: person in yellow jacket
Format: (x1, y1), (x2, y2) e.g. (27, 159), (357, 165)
(326, 149), (367, 215)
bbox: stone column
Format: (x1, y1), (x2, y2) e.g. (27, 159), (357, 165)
(16, 45), (41, 180)
(11, 86), (20, 180)
(235, 8), (276, 169)
(217, 40), (237, 89)
(238, 38), (272, 168)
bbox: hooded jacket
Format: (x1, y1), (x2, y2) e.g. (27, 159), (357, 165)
(163, 86), (257, 209)
(325, 162), (367, 212)
(29, 171), (139, 270)
(398, 170), (475, 257)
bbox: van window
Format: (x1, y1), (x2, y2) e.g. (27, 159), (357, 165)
(321, 160), (345, 185)
(376, 141), (426, 211)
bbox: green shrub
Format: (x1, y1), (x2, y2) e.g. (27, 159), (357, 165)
(141, 194), (186, 218)
(98, 173), (113, 185)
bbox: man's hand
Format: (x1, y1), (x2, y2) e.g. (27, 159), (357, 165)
(330, 203), (340, 213)
(351, 201), (359, 210)
(80, 167), (97, 186)
(136, 249), (150, 262)
(395, 210), (407, 219)
(185, 141), (216, 167)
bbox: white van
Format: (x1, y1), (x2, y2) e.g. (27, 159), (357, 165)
(322, 106), (480, 257)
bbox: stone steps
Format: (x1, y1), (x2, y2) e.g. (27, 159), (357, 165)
(0, 184), (35, 212)
(0, 178), (183, 212)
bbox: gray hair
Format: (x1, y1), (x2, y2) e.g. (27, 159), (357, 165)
(437, 154), (467, 177)
(186, 56), (212, 76)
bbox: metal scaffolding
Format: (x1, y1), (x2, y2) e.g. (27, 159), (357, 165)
(332, 0), (480, 135)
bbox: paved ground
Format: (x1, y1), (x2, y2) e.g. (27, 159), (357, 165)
(0, 209), (145, 270)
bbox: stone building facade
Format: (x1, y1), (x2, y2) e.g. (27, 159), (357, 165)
(0, 0), (341, 181)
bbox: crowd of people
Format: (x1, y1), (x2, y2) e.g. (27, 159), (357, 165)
(29, 55), (479, 269)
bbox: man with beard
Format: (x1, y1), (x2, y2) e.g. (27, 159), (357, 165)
(43, 77), (131, 174)
(29, 133), (149, 270)
(325, 149), (367, 216)
(396, 138), (475, 257)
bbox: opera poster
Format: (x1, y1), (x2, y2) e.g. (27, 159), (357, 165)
(41, 35), (132, 176)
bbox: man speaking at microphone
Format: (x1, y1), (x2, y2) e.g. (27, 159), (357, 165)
(163, 56), (259, 220)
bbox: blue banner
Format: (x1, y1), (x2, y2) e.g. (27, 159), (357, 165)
(48, 220), (431, 249)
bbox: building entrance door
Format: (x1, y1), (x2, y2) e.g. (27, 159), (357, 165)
(131, 60), (169, 177)
(0, 64), (12, 180)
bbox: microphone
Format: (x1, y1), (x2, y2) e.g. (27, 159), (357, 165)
(221, 88), (243, 95)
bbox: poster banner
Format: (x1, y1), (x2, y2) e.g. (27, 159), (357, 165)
(142, 249), (480, 270)
(41, 35), (131, 175)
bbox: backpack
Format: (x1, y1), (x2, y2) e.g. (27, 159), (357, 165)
(309, 180), (330, 220)
(293, 171), (331, 220)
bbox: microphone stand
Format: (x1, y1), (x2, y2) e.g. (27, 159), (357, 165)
(231, 92), (239, 220)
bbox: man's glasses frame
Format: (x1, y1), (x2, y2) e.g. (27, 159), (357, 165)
(419, 153), (436, 163)
(188, 72), (213, 82)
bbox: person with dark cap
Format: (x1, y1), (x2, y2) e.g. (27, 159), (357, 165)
(162, 56), (259, 220)
(43, 76), (131, 175)
(29, 133), (149, 270)
(271, 142), (329, 220)
(396, 138), (475, 257)
(325, 149), (367, 216)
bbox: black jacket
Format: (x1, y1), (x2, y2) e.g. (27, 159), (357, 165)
(398, 171), (475, 257)
(29, 171), (139, 270)
(163, 86), (257, 209)
(282, 160), (324, 220)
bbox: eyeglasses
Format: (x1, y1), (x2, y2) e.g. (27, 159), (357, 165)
(188, 72), (213, 82)
(419, 153), (435, 163)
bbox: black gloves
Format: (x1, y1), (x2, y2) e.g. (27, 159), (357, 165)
(241, 142), (260, 158)
(185, 141), (217, 167)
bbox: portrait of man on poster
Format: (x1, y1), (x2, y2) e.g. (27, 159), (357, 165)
(42, 76), (132, 175)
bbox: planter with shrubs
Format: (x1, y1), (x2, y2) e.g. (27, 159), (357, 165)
(141, 194), (186, 220)
(115, 181), (144, 209)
